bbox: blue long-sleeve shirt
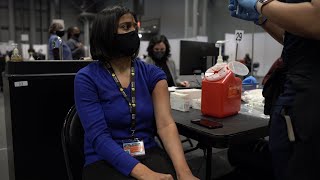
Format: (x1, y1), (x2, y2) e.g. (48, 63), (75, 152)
(48, 34), (72, 60)
(74, 59), (166, 176)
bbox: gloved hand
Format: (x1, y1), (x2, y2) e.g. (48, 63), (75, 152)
(236, 0), (258, 13)
(229, 0), (259, 22)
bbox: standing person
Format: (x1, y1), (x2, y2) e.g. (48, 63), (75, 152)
(229, 0), (320, 180)
(48, 22), (72, 60)
(66, 26), (85, 60)
(243, 53), (252, 73)
(74, 6), (198, 180)
(145, 35), (190, 87)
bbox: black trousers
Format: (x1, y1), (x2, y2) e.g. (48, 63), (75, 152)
(83, 146), (176, 180)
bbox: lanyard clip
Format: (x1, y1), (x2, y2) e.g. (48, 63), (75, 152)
(131, 129), (135, 139)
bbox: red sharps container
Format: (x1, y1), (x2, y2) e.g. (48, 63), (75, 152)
(201, 61), (247, 118)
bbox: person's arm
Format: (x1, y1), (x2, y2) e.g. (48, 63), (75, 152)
(72, 43), (84, 56)
(168, 60), (190, 87)
(261, 19), (285, 45)
(130, 163), (174, 180)
(71, 46), (84, 60)
(152, 80), (198, 180)
(72, 46), (83, 54)
(67, 40), (84, 59)
(229, 0), (285, 44)
(52, 37), (62, 60)
(260, 0), (320, 39)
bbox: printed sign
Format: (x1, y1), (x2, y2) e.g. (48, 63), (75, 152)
(235, 30), (244, 42)
(14, 81), (28, 87)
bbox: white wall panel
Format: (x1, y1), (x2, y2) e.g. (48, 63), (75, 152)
(225, 32), (282, 77)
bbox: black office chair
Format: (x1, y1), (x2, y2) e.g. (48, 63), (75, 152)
(61, 105), (84, 180)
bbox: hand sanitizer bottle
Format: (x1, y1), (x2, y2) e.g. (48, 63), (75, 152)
(10, 43), (22, 62)
(29, 52), (35, 60)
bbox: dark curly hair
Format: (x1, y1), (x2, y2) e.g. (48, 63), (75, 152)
(90, 6), (138, 62)
(147, 35), (171, 61)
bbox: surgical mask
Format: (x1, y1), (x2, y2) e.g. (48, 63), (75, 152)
(153, 51), (165, 60)
(113, 31), (140, 57)
(56, 30), (65, 37)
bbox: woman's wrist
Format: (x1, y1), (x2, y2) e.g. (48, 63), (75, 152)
(176, 168), (193, 178)
(256, 0), (263, 14)
(256, 0), (274, 14)
(130, 163), (153, 179)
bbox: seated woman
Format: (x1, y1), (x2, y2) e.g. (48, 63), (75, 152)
(145, 35), (190, 87)
(74, 5), (198, 180)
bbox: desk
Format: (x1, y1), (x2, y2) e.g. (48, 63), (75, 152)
(172, 108), (269, 180)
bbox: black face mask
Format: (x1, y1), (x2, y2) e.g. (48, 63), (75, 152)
(73, 33), (80, 39)
(113, 31), (140, 57)
(56, 30), (65, 37)
(153, 51), (165, 60)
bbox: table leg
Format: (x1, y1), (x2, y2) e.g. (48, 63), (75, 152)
(206, 147), (212, 180)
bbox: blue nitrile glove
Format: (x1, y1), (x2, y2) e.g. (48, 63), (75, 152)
(229, 0), (259, 22)
(237, 0), (258, 13)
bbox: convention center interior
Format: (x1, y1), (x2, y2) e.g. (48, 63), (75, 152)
(1, 0), (319, 180)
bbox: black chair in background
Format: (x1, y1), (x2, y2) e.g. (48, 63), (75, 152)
(61, 106), (84, 180)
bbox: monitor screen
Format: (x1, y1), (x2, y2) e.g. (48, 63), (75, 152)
(179, 40), (219, 75)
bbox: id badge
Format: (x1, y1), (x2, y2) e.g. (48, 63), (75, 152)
(122, 138), (145, 156)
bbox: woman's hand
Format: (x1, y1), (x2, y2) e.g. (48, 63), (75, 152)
(179, 81), (190, 87)
(131, 163), (174, 180)
(140, 172), (174, 180)
(177, 170), (199, 180)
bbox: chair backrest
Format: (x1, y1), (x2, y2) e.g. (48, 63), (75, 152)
(61, 105), (84, 180)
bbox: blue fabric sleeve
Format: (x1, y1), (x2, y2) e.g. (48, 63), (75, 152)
(74, 71), (139, 176)
(52, 37), (62, 48)
(148, 65), (167, 92)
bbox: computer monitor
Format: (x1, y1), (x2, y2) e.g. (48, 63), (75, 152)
(179, 40), (219, 75)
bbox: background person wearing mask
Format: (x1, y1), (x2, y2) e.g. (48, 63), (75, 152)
(66, 26), (85, 60)
(229, 0), (320, 180)
(145, 35), (190, 87)
(48, 22), (72, 60)
(74, 6), (198, 180)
